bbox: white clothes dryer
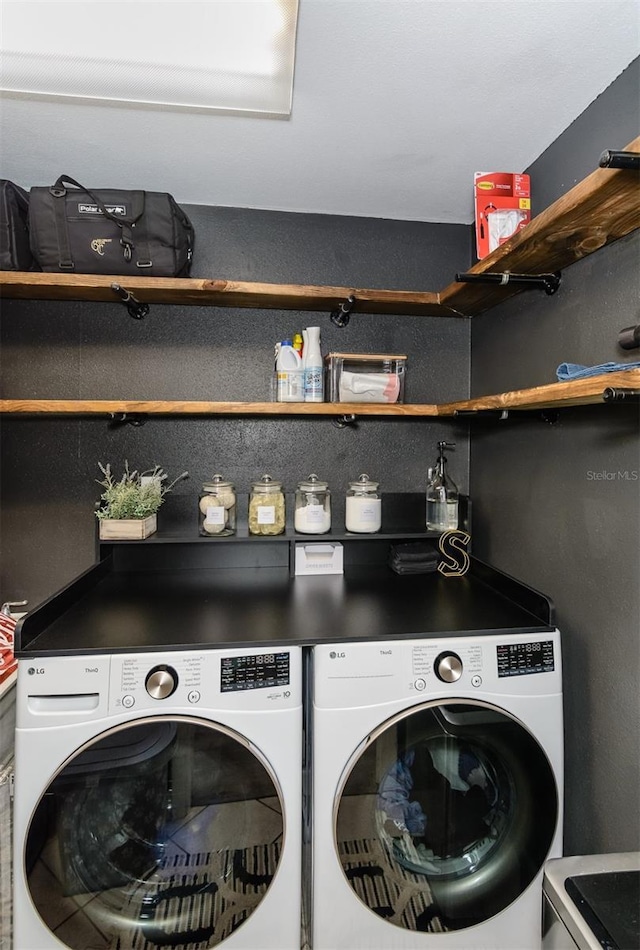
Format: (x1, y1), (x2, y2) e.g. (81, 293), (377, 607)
(13, 646), (302, 950)
(312, 631), (563, 950)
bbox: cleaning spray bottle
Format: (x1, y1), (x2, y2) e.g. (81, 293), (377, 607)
(303, 326), (324, 402)
(426, 441), (459, 531)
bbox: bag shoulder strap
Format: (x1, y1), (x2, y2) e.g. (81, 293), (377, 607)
(51, 176), (145, 263)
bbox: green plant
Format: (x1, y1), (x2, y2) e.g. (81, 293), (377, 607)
(95, 462), (188, 520)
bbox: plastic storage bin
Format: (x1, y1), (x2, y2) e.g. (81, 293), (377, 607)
(325, 353), (407, 403)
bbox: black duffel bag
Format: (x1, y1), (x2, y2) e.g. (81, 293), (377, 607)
(28, 175), (194, 276)
(0, 179), (36, 270)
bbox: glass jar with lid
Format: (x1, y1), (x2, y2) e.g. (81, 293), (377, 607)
(294, 474), (331, 534)
(248, 474), (286, 536)
(199, 474), (236, 536)
(345, 473), (382, 533)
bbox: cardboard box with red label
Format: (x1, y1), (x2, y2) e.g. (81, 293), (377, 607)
(474, 172), (531, 259)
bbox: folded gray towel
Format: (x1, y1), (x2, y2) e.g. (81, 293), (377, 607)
(389, 541), (440, 575)
(389, 559), (439, 576)
(389, 541), (439, 563)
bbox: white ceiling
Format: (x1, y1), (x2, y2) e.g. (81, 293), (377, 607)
(0, 0), (638, 225)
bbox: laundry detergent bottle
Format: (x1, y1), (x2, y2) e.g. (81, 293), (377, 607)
(275, 340), (303, 402)
(303, 326), (324, 402)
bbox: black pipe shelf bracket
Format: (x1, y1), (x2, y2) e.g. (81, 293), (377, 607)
(330, 294), (356, 327)
(454, 408), (560, 424)
(332, 413), (358, 429)
(455, 271), (561, 296)
(603, 387), (640, 403)
(108, 412), (148, 428)
(110, 282), (151, 320)
(598, 149), (640, 171)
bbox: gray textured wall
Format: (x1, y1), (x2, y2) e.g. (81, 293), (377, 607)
(470, 58), (640, 855)
(1, 61), (637, 861)
(0, 212), (472, 606)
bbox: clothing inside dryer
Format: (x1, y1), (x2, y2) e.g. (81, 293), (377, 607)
(377, 734), (507, 875)
(335, 701), (558, 932)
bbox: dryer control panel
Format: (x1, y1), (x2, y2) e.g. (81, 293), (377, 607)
(313, 630), (562, 710)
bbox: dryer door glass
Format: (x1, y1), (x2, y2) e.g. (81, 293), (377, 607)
(24, 716), (284, 949)
(334, 700), (558, 932)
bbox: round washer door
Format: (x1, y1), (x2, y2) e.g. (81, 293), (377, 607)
(24, 716), (285, 949)
(334, 699), (558, 933)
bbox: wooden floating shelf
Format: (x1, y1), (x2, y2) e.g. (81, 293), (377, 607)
(0, 399), (442, 417)
(0, 273), (449, 317)
(442, 134), (640, 316)
(1, 137), (638, 318)
(439, 370), (640, 413)
(2, 371), (638, 417)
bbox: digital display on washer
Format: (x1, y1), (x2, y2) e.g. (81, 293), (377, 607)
(497, 640), (554, 677)
(220, 652), (290, 692)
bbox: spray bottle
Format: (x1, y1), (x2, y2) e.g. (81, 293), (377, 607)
(303, 326), (324, 402)
(426, 441), (459, 531)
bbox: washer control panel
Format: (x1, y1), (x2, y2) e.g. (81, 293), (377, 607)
(118, 654), (203, 709)
(220, 652), (290, 693)
(110, 649), (298, 712)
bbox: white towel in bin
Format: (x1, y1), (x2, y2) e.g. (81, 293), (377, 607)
(339, 371), (401, 403)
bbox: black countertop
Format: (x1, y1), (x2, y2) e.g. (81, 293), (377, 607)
(16, 556), (554, 657)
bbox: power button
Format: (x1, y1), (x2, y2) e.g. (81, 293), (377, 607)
(414, 678), (426, 691)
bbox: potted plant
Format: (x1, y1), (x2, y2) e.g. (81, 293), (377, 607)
(95, 462), (188, 539)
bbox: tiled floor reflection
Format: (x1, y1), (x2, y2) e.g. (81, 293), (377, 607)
(27, 797), (289, 949)
(335, 794), (377, 841)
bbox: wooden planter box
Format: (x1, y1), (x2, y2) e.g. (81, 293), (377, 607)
(98, 514), (157, 540)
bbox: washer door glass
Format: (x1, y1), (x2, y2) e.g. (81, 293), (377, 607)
(25, 716), (284, 949)
(334, 700), (558, 933)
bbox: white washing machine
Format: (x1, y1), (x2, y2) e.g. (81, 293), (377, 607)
(13, 646), (302, 950)
(312, 631), (563, 950)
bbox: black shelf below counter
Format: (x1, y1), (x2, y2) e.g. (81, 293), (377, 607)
(15, 556), (554, 657)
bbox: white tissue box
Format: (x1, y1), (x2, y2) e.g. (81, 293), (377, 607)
(325, 353), (407, 403)
(295, 543), (344, 575)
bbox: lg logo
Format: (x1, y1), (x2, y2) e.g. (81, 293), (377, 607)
(329, 651), (346, 659)
(27, 667), (44, 675)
